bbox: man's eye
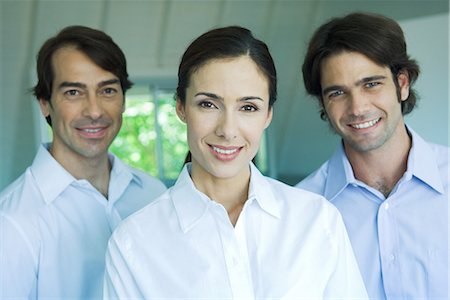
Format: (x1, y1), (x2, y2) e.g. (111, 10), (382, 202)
(103, 88), (117, 94)
(365, 82), (380, 88)
(64, 90), (80, 97)
(328, 90), (344, 98)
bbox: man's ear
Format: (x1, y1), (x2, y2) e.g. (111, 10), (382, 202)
(122, 98), (126, 113)
(176, 98), (186, 123)
(39, 98), (51, 117)
(397, 71), (410, 101)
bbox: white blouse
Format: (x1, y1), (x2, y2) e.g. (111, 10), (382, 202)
(104, 163), (368, 299)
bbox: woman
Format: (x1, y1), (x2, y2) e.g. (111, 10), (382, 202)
(104, 26), (368, 299)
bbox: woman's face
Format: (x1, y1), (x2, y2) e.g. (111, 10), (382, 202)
(177, 55), (272, 182)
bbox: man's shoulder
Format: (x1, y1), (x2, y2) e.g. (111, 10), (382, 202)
(427, 141), (449, 159)
(410, 127), (448, 157)
(110, 153), (167, 195)
(126, 165), (167, 192)
(295, 160), (331, 196)
(0, 167), (45, 248)
(0, 167), (42, 213)
(266, 175), (326, 201)
(410, 130), (449, 176)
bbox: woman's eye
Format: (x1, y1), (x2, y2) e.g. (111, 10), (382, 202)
(241, 105), (257, 112)
(199, 101), (216, 109)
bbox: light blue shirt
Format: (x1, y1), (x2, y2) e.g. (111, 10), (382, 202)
(297, 128), (449, 299)
(104, 163), (368, 299)
(0, 144), (167, 300)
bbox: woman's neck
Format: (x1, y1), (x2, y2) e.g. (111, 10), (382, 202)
(190, 162), (251, 226)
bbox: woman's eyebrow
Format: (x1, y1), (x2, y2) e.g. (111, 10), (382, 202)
(194, 92), (222, 100)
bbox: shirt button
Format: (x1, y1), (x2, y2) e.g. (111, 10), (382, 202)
(389, 254), (395, 261)
(384, 203), (390, 210)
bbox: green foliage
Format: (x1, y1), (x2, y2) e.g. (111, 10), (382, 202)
(110, 92), (188, 181)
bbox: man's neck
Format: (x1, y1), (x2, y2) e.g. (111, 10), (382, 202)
(50, 146), (111, 198)
(345, 127), (412, 198)
(75, 157), (111, 198)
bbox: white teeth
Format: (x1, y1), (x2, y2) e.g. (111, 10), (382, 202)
(352, 118), (380, 129)
(83, 128), (102, 133)
(212, 146), (238, 155)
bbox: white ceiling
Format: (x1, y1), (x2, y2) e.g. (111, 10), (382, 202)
(7, 0), (448, 80)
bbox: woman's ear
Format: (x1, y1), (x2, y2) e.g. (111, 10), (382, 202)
(264, 106), (273, 129)
(176, 98), (186, 123)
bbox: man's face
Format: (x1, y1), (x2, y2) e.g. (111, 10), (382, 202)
(320, 51), (410, 154)
(39, 47), (124, 166)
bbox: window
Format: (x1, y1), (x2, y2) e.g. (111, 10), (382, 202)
(110, 83), (187, 186)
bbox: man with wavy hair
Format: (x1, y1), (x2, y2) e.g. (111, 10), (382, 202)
(297, 12), (448, 299)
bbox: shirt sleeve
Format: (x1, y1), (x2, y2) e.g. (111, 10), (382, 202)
(103, 228), (144, 300)
(323, 207), (369, 299)
(0, 212), (38, 299)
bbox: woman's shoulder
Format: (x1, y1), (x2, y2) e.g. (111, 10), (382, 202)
(113, 189), (173, 238)
(264, 176), (339, 218)
(266, 176), (327, 201)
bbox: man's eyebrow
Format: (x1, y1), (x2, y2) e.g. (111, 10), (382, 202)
(58, 79), (120, 90)
(322, 75), (388, 95)
(322, 85), (344, 96)
(356, 75), (387, 86)
(98, 79), (120, 88)
(59, 81), (86, 89)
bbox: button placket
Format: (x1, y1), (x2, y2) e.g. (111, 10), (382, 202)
(377, 199), (402, 296)
(216, 201), (255, 299)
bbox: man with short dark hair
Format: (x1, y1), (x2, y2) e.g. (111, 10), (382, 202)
(297, 12), (448, 299)
(0, 25), (166, 299)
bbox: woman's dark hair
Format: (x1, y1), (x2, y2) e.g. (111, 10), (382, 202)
(176, 26), (277, 107)
(177, 26), (276, 164)
(302, 12), (420, 120)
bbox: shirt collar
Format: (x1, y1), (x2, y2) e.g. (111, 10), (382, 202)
(31, 144), (76, 205)
(108, 154), (143, 203)
(170, 164), (210, 233)
(31, 144), (142, 204)
(406, 127), (445, 194)
(324, 142), (355, 202)
(323, 126), (445, 200)
(247, 162), (281, 219)
(171, 162), (280, 233)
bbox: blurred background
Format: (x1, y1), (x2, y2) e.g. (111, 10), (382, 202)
(1, 0), (448, 189)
